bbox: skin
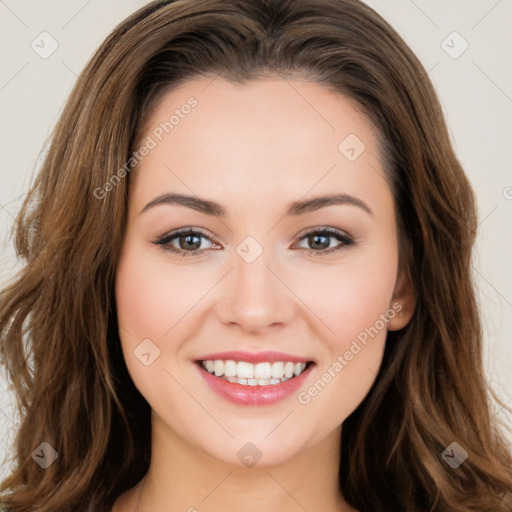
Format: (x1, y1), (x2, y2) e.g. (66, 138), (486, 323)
(113, 75), (415, 512)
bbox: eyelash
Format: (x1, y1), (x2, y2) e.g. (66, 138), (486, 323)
(151, 227), (355, 258)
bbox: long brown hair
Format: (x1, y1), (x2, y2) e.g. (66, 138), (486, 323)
(1, 1), (511, 510)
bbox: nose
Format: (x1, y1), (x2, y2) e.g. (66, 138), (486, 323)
(216, 247), (294, 335)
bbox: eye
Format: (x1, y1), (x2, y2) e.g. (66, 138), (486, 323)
(152, 226), (355, 258)
(152, 228), (218, 257)
(294, 227), (355, 256)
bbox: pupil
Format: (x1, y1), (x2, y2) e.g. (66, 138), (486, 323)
(181, 234), (201, 250)
(310, 234), (329, 250)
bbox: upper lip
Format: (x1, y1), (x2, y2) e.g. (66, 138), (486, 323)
(195, 350), (314, 364)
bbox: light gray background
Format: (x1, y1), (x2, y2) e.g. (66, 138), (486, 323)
(1, 0), (511, 479)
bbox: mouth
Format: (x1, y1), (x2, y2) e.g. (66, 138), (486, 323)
(194, 357), (316, 406)
(197, 359), (315, 385)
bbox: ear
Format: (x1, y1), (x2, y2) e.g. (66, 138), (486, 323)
(388, 267), (416, 331)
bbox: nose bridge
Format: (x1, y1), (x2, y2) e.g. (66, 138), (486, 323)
(219, 236), (292, 332)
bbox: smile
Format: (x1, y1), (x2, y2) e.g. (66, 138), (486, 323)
(195, 358), (316, 406)
(200, 359), (309, 386)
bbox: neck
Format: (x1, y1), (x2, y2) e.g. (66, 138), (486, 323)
(134, 413), (351, 512)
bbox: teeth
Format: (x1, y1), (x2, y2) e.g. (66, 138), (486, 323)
(293, 363), (303, 376)
(224, 360), (237, 377)
(236, 361), (254, 379)
(214, 360), (224, 376)
(201, 359), (309, 385)
(271, 362), (284, 379)
(254, 362), (272, 379)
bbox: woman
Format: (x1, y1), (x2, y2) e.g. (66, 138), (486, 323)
(1, 0), (511, 510)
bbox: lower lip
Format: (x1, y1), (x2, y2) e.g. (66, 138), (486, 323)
(195, 362), (315, 406)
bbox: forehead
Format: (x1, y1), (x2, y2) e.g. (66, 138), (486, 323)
(129, 76), (391, 216)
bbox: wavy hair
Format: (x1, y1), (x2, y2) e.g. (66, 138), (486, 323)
(1, 0), (511, 510)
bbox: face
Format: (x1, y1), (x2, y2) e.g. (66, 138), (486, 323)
(115, 76), (413, 468)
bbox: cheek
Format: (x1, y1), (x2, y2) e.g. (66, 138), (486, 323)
(115, 243), (219, 393)
(302, 245), (398, 349)
(115, 254), (168, 345)
(115, 244), (195, 402)
(299, 337), (385, 433)
(339, 266), (395, 341)
(294, 243), (397, 422)
(115, 244), (205, 343)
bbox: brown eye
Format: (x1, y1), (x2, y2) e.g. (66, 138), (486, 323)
(295, 228), (355, 256)
(177, 233), (202, 251)
(152, 229), (216, 257)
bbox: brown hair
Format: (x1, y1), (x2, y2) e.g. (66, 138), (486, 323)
(1, 0), (511, 510)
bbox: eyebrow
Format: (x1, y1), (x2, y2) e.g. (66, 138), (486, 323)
(139, 192), (373, 217)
